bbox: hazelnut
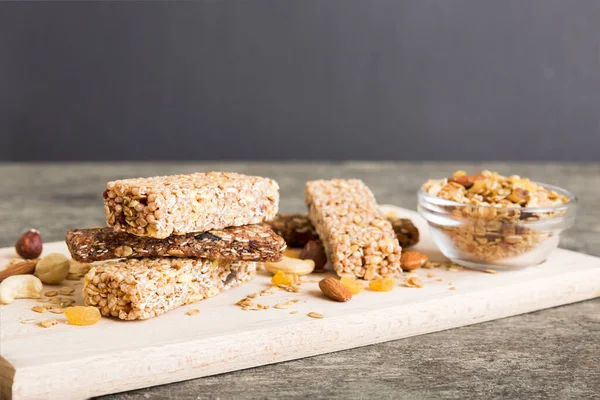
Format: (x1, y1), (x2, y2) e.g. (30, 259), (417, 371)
(299, 240), (328, 271)
(15, 229), (43, 259)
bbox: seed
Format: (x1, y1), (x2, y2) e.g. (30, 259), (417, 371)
(185, 309), (200, 316)
(44, 291), (58, 297)
(31, 305), (46, 313)
(59, 287), (75, 295)
(308, 312), (324, 319)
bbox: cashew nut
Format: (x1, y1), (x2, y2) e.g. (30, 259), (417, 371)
(0, 274), (43, 304)
(265, 256), (315, 276)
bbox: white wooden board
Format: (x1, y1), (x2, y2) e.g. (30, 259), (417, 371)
(1, 206), (599, 400)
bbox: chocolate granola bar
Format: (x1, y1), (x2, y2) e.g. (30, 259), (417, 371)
(66, 224), (285, 263)
(84, 258), (257, 320)
(305, 179), (402, 279)
(104, 172), (279, 238)
(267, 214), (419, 249)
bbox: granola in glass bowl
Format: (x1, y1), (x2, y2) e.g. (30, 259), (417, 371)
(418, 170), (576, 269)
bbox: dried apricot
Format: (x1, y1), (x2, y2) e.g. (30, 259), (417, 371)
(64, 306), (101, 326)
(271, 270), (298, 286)
(340, 277), (365, 294)
(369, 277), (395, 292)
(284, 248), (300, 258)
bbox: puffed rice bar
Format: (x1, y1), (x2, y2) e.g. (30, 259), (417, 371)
(104, 172), (279, 238)
(66, 224), (285, 263)
(305, 179), (402, 279)
(267, 213), (419, 249)
(84, 258), (257, 320)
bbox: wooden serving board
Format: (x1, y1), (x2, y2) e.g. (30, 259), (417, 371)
(1, 206), (599, 400)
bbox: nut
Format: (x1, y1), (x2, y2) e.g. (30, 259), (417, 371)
(15, 229), (43, 259)
(299, 240), (327, 270)
(34, 253), (70, 285)
(0, 259), (40, 282)
(400, 251), (429, 271)
(265, 256), (315, 276)
(0, 274), (43, 304)
(318, 277), (352, 302)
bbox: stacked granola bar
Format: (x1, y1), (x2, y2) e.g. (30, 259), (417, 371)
(67, 172), (284, 320)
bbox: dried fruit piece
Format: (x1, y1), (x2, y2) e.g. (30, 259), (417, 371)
(0, 275), (43, 304)
(15, 229), (43, 259)
(340, 277), (365, 295)
(64, 306), (101, 326)
(284, 248), (300, 258)
(0, 259), (40, 282)
(265, 256), (315, 276)
(400, 251), (429, 271)
(369, 277), (395, 292)
(319, 277), (352, 302)
(271, 270), (299, 286)
(35, 253), (70, 285)
(299, 240), (328, 270)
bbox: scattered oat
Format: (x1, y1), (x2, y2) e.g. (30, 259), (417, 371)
(185, 309), (200, 316)
(449, 287), (457, 291)
(274, 302), (293, 309)
(404, 276), (424, 288)
(247, 293), (258, 299)
(31, 305), (46, 313)
(59, 287), (75, 295)
(290, 311), (298, 314)
(308, 312), (324, 319)
(260, 286), (280, 296)
(482, 269), (498, 274)
(20, 319), (37, 324)
(44, 291), (58, 297)
(436, 278), (444, 282)
(281, 285), (301, 293)
(426, 273), (435, 278)
(48, 307), (66, 314)
(39, 319), (58, 328)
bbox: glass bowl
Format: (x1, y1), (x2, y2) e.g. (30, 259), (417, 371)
(417, 183), (577, 269)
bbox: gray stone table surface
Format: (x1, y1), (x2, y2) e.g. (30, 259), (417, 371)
(0, 162), (598, 399)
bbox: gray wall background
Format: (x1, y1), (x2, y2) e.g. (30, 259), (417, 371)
(1, 0), (599, 162)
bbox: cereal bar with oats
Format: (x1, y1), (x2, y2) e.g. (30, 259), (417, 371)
(104, 172), (279, 239)
(267, 213), (419, 249)
(84, 258), (257, 320)
(305, 179), (402, 279)
(66, 224), (285, 263)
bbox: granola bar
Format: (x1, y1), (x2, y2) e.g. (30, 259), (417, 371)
(84, 258), (257, 320)
(66, 224), (285, 263)
(267, 213), (419, 249)
(305, 179), (402, 279)
(104, 172), (279, 239)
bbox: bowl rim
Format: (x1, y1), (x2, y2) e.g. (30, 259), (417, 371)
(418, 181), (578, 213)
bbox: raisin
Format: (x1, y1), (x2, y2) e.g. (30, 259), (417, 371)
(340, 277), (365, 294)
(194, 232), (221, 241)
(64, 306), (101, 326)
(369, 277), (395, 292)
(102, 190), (109, 199)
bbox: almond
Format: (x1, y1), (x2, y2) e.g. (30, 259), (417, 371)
(0, 259), (40, 282)
(400, 250), (429, 271)
(318, 277), (352, 302)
